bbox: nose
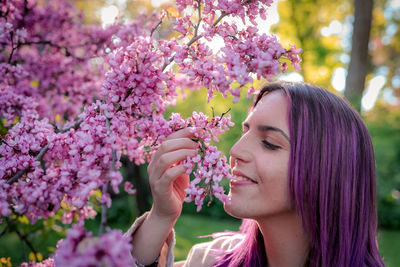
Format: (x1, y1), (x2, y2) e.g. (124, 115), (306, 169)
(229, 132), (251, 166)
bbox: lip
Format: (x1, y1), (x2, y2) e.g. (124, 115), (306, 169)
(231, 169), (257, 184)
(230, 179), (256, 186)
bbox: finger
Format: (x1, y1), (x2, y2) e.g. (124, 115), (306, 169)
(149, 138), (198, 174)
(159, 164), (188, 190)
(173, 175), (190, 201)
(165, 127), (197, 141)
(158, 138), (198, 155)
(149, 135), (198, 170)
(150, 149), (197, 181)
(152, 165), (187, 199)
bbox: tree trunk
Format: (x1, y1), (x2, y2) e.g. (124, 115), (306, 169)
(121, 156), (152, 215)
(344, 0), (373, 111)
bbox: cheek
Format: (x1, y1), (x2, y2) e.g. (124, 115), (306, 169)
(256, 151), (289, 182)
(256, 154), (290, 199)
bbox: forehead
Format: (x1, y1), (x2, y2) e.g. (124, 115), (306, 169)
(246, 91), (289, 132)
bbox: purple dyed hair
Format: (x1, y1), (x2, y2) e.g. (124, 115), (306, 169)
(214, 82), (385, 267)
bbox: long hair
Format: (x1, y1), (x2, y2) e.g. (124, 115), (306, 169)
(214, 82), (385, 267)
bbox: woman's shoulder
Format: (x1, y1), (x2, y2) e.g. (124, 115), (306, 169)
(180, 232), (245, 267)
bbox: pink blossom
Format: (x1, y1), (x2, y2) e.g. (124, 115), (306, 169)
(124, 181), (137, 195)
(53, 224), (135, 267)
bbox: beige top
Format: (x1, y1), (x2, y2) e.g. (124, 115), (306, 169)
(125, 213), (244, 267)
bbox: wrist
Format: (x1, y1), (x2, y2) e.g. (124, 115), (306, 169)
(148, 208), (179, 227)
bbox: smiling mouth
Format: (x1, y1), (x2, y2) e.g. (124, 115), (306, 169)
(231, 174), (257, 184)
(231, 169), (257, 183)
(232, 176), (253, 182)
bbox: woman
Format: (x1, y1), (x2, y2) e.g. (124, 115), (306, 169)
(128, 82), (385, 267)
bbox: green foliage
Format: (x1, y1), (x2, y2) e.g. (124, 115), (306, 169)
(365, 101), (400, 229)
(378, 229), (400, 267)
(271, 0), (349, 89)
(0, 215), (66, 266)
(174, 214), (241, 261)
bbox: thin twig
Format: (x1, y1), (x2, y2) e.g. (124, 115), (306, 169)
(53, 119), (83, 133)
(15, 228), (38, 262)
(8, 32), (15, 63)
(194, 0), (202, 37)
(212, 11), (228, 27)
(150, 19), (163, 37)
(220, 108), (231, 118)
(215, 108), (231, 127)
(60, 119), (83, 133)
(162, 10), (229, 72)
(0, 217), (17, 239)
(186, 34), (203, 48)
(187, 47), (200, 61)
(7, 143), (50, 184)
(0, 138), (21, 152)
(21, 41), (87, 61)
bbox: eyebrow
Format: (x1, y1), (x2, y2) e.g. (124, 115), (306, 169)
(243, 122), (290, 142)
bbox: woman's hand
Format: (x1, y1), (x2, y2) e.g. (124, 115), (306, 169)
(131, 128), (198, 265)
(147, 127), (198, 222)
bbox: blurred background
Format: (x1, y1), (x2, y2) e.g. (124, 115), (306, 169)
(1, 0), (399, 266)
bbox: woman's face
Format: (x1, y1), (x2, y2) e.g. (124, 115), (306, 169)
(224, 91), (293, 220)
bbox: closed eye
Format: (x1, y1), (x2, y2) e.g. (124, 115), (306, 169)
(262, 140), (281, 150)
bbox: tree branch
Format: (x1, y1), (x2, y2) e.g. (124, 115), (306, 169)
(150, 19), (163, 37)
(0, 217), (17, 239)
(212, 11), (228, 27)
(0, 138), (21, 152)
(194, 0), (202, 37)
(15, 228), (38, 262)
(99, 112), (115, 235)
(54, 119), (83, 133)
(7, 119), (83, 184)
(162, 10), (229, 72)
(8, 32), (16, 63)
(21, 41), (87, 61)
(7, 143), (50, 184)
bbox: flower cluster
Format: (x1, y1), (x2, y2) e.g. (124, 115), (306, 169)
(184, 145), (232, 211)
(21, 258), (55, 267)
(54, 224), (134, 267)
(0, 100), (128, 223)
(0, 103), (234, 222)
(21, 224), (134, 267)
(176, 0), (273, 25)
(0, 112), (56, 221)
(168, 112), (234, 211)
(218, 26), (302, 90)
(171, 1), (302, 102)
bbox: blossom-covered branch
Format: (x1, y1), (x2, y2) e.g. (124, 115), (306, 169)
(0, 0), (302, 264)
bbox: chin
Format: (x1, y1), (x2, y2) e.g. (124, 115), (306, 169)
(223, 204), (243, 219)
(224, 193), (294, 221)
(223, 195), (253, 219)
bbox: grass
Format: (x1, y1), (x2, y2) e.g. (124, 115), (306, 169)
(378, 229), (400, 267)
(174, 214), (241, 260)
